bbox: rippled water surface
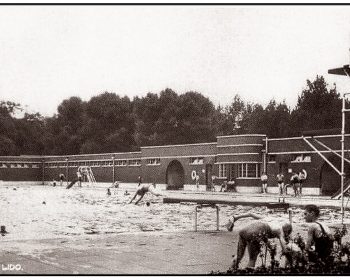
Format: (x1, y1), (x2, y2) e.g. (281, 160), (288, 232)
(0, 185), (346, 241)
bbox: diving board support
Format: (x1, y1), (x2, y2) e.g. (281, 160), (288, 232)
(194, 204), (219, 232)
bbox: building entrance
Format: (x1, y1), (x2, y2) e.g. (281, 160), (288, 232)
(166, 160), (185, 190)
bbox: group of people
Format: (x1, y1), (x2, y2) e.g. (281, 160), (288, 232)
(260, 170), (307, 196)
(227, 204), (333, 269)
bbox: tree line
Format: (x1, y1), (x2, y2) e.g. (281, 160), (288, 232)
(0, 75), (347, 156)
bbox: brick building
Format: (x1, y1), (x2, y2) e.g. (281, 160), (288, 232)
(0, 133), (349, 196)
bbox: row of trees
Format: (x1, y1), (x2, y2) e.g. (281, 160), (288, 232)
(0, 76), (346, 156)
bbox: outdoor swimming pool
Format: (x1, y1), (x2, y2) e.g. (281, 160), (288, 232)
(0, 184), (346, 241)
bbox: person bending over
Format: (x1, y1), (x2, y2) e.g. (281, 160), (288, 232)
(129, 183), (162, 205)
(228, 213), (292, 269)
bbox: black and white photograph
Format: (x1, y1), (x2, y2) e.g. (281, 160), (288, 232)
(1, 3), (350, 275)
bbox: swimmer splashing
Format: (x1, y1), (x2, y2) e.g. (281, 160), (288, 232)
(129, 183), (162, 205)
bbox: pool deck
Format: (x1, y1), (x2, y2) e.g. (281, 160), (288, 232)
(0, 190), (348, 275)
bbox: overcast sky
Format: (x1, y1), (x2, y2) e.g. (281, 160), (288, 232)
(0, 5), (350, 116)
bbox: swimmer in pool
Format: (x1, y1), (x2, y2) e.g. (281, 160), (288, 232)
(129, 183), (162, 205)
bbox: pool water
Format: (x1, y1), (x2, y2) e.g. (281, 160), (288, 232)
(0, 185), (346, 241)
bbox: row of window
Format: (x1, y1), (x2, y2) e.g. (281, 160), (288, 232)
(0, 163), (40, 169)
(45, 157), (205, 168)
(45, 159), (142, 168)
(218, 163), (261, 179)
(0, 154), (310, 171)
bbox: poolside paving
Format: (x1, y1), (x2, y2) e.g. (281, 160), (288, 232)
(0, 190), (349, 275)
(0, 231), (235, 275)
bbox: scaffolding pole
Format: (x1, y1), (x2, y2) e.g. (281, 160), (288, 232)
(328, 53), (350, 225)
(341, 93), (350, 224)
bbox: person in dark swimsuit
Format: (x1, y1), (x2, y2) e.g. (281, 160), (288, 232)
(304, 204), (333, 262)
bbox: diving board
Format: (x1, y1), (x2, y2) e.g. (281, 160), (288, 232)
(163, 197), (290, 210)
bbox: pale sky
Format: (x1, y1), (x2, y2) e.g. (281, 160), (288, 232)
(0, 5), (350, 116)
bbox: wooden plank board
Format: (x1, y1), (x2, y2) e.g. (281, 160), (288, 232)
(163, 197), (289, 209)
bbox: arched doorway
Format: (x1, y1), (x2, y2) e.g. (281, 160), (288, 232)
(320, 155), (350, 196)
(166, 160), (185, 190)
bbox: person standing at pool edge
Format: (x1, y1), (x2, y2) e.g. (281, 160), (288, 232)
(299, 170), (306, 196)
(77, 171), (83, 187)
(276, 172), (285, 195)
(138, 175), (142, 187)
(261, 172), (268, 193)
(195, 174), (200, 190)
(59, 173), (65, 186)
(290, 173), (300, 197)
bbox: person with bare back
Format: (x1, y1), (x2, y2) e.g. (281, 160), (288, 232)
(227, 213), (292, 269)
(129, 183), (162, 205)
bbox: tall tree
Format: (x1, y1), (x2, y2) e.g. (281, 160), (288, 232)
(291, 76), (341, 134)
(217, 94), (246, 135)
(133, 89), (217, 146)
(81, 92), (135, 153)
(0, 101), (21, 155)
(47, 96), (87, 155)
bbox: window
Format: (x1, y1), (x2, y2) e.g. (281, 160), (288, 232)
(237, 163), (260, 178)
(218, 164), (236, 179)
(101, 160), (113, 167)
(47, 162), (57, 168)
(268, 155), (276, 162)
(0, 163), (7, 168)
(146, 158), (160, 165)
(189, 157), (204, 165)
(31, 164), (39, 168)
(129, 159), (141, 166)
(88, 161), (101, 167)
(115, 160), (127, 166)
(218, 164), (227, 178)
(291, 154), (311, 163)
